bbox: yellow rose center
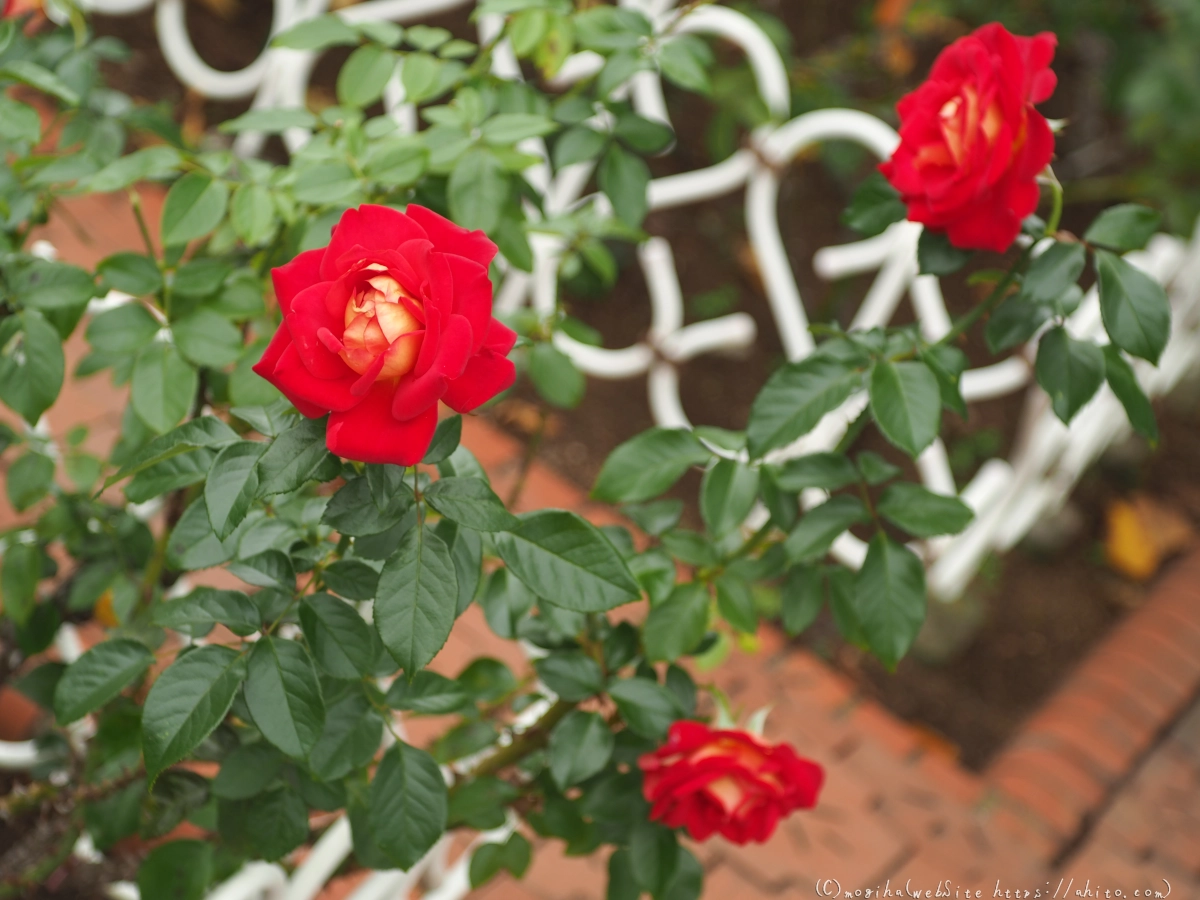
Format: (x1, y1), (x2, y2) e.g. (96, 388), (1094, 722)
(339, 264), (423, 381)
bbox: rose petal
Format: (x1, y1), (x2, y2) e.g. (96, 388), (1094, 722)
(286, 282), (352, 380)
(252, 329), (337, 418)
(320, 204), (428, 282)
(391, 314), (473, 420)
(269, 343), (361, 412)
(405, 204), (498, 269)
(271, 249), (324, 316)
(326, 383), (439, 465)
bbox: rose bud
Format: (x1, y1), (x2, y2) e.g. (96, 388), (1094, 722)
(638, 721), (824, 845)
(879, 23), (1058, 253)
(254, 204), (517, 465)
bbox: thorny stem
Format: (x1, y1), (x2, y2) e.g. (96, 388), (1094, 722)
(128, 190), (158, 264)
(0, 766), (143, 821)
(452, 699), (575, 789)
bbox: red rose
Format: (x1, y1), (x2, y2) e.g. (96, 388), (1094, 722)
(638, 721), (824, 845)
(879, 23), (1058, 253)
(253, 204), (516, 465)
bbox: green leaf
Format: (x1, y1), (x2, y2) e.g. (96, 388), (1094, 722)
(1095, 250), (1171, 364)
(204, 441), (264, 540)
(136, 840), (212, 900)
(166, 497), (239, 571)
(554, 125), (608, 169)
(220, 108), (317, 134)
(657, 35), (710, 94)
(852, 534), (926, 668)
(1103, 345), (1158, 443)
(422, 415), (462, 464)
(608, 677), (682, 739)
(917, 229), (972, 276)
(715, 573), (757, 634)
(142, 771), (210, 839)
(843, 171), (907, 237)
(293, 163), (361, 206)
(494, 510), (640, 613)
(257, 415), (335, 497)
(481, 112), (558, 145)
(747, 355), (862, 458)
(593, 428), (710, 503)
(272, 14), (359, 50)
(6, 451), (54, 512)
(529, 342), (585, 408)
(784, 495), (869, 564)
(770, 452), (859, 492)
(216, 744), (283, 801)
(321, 559), (380, 601)
(1084, 204), (1161, 252)
(608, 848), (639, 900)
(448, 147), (507, 234)
(629, 821), (679, 897)
(1034, 326), (1105, 424)
(1023, 242), (1086, 304)
(643, 582), (709, 663)
(88, 146), (182, 192)
(336, 44), (397, 107)
(87, 303), (161, 356)
(1, 60), (79, 104)
(0, 310), (64, 425)
(309, 688), (383, 781)
(323, 476), (412, 536)
(53, 639), (154, 724)
(869, 360), (941, 457)
(469, 833), (533, 888)
(244, 637), (324, 759)
(369, 742), (448, 869)
(105, 415), (239, 488)
(218, 786), (309, 860)
(985, 294), (1052, 354)
(876, 483), (973, 538)
(400, 52), (442, 103)
(549, 710), (614, 789)
(0, 96), (40, 143)
(375, 525), (458, 673)
(385, 670), (469, 714)
(132, 342), (198, 434)
(125, 448), (214, 503)
(781, 566), (823, 636)
(230, 183), (276, 246)
(535, 650), (605, 701)
(598, 143), (649, 227)
(97, 253), (163, 296)
(300, 593), (375, 680)
(425, 476), (518, 532)
(10, 260), (94, 312)
(229, 549), (295, 591)
(142, 645), (245, 781)
(173, 308), (244, 368)
(161, 173), (229, 247)
(153, 588), (260, 638)
(1, 543), (41, 627)
(699, 459), (760, 538)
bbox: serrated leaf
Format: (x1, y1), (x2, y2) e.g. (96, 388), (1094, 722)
(1095, 250), (1171, 364)
(245, 637), (324, 759)
(608, 678), (682, 739)
(1102, 345), (1158, 443)
(368, 742), (448, 869)
(425, 476), (518, 531)
(1084, 204), (1161, 252)
(104, 416), (240, 489)
(549, 710), (613, 789)
(593, 428), (710, 503)
(205, 441), (265, 540)
(53, 639), (154, 724)
(141, 645), (245, 781)
(153, 587), (261, 638)
(876, 483), (973, 537)
(494, 510), (640, 612)
(161, 173), (229, 247)
(869, 360), (941, 457)
(375, 525), (457, 673)
(852, 534), (926, 668)
(747, 355), (862, 458)
(300, 593), (375, 680)
(1035, 326), (1105, 424)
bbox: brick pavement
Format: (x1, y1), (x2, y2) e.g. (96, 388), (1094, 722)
(3, 193), (1199, 898)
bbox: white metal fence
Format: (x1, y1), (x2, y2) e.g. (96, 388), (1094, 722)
(6, 0), (1200, 896)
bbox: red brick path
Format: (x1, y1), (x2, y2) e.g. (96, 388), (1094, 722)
(3, 195), (1199, 899)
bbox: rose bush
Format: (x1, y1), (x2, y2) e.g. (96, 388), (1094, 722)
(879, 23), (1058, 253)
(0, 4), (1177, 899)
(640, 722), (824, 845)
(253, 204), (516, 465)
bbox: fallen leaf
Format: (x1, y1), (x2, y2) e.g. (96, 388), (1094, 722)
(1105, 494), (1196, 581)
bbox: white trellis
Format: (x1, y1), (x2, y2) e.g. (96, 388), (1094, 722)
(7, 0), (1200, 897)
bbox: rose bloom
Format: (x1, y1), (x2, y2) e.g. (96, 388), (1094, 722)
(254, 204), (516, 465)
(879, 23), (1058, 253)
(638, 721), (824, 845)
